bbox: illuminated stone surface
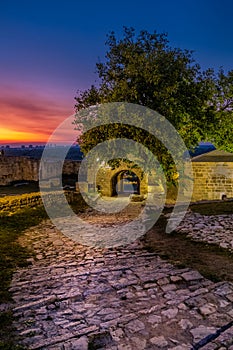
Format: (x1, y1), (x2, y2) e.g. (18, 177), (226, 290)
(9, 210), (233, 349)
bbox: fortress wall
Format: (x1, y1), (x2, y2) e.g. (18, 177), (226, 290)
(62, 160), (80, 175)
(1, 156), (233, 201)
(0, 156), (80, 185)
(191, 162), (233, 201)
(0, 157), (40, 185)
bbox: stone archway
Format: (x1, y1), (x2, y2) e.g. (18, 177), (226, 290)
(96, 161), (148, 197)
(111, 170), (140, 196)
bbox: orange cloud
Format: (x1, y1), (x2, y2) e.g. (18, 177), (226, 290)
(0, 127), (49, 143)
(0, 85), (76, 144)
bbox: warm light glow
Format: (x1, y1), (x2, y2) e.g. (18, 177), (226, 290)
(0, 86), (74, 145)
(0, 127), (48, 143)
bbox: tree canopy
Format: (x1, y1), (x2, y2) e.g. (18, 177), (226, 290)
(74, 27), (233, 180)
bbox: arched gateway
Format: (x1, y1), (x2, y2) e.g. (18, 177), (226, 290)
(111, 170), (140, 196)
(77, 160), (165, 200)
(95, 161), (148, 197)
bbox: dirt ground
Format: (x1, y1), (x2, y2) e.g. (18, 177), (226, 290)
(143, 205), (233, 283)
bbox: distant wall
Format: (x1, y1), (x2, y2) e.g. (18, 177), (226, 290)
(0, 156), (80, 186)
(63, 160), (80, 176)
(0, 157), (39, 185)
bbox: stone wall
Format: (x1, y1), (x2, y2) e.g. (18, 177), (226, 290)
(40, 160), (80, 180)
(76, 160), (165, 198)
(95, 163), (148, 197)
(0, 156), (80, 186)
(3, 156), (233, 202)
(63, 160), (80, 175)
(191, 161), (233, 201)
(0, 156), (40, 185)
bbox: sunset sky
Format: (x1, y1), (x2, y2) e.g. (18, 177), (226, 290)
(1, 0), (233, 146)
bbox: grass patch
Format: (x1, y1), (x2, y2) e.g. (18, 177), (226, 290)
(0, 206), (48, 302)
(144, 214), (233, 284)
(0, 193), (88, 348)
(0, 205), (48, 348)
(190, 200), (233, 216)
(0, 311), (27, 350)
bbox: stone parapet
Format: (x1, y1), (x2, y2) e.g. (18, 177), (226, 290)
(0, 156), (80, 185)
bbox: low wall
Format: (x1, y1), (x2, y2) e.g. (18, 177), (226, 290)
(0, 191), (81, 214)
(0, 192), (43, 213)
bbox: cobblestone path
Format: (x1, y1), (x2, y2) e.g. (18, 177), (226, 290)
(175, 211), (233, 252)
(10, 215), (233, 350)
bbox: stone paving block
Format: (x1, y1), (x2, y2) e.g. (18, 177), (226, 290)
(181, 270), (204, 282)
(7, 218), (233, 349)
(190, 325), (217, 343)
(149, 335), (168, 346)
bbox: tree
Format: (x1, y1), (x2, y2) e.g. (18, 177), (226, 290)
(74, 27), (232, 179)
(206, 69), (233, 152)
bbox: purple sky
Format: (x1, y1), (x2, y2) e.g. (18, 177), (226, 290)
(1, 0), (233, 144)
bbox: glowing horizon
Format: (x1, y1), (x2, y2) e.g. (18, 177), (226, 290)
(0, 127), (49, 143)
(0, 83), (77, 146)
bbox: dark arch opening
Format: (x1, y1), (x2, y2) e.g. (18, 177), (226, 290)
(111, 170), (140, 197)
